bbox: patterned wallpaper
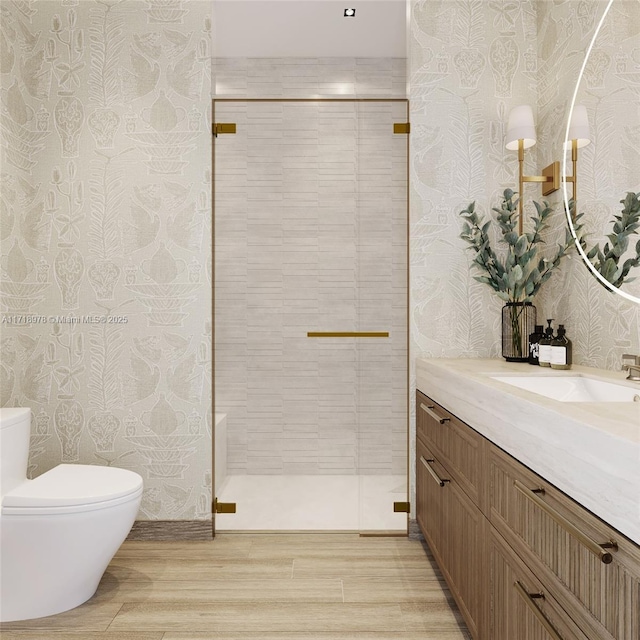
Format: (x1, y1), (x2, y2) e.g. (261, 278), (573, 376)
(409, 0), (538, 365)
(410, 0), (639, 372)
(0, 0), (213, 521)
(536, 0), (640, 368)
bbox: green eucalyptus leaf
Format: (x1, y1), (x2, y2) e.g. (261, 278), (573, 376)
(514, 235), (528, 257)
(511, 264), (524, 283)
(504, 231), (519, 245)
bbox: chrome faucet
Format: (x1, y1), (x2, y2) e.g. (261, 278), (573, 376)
(622, 354), (640, 381)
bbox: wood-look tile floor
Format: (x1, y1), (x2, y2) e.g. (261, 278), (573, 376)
(1, 534), (471, 640)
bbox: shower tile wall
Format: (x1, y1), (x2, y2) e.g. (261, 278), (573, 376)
(0, 0), (213, 521)
(214, 58), (407, 476)
(214, 58), (406, 98)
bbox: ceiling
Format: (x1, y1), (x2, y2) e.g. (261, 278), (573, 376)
(213, 0), (407, 58)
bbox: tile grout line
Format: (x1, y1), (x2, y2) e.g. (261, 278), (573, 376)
(291, 558), (295, 578)
(340, 578), (345, 603)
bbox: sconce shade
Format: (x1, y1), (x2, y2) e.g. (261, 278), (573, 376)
(505, 105), (536, 150)
(565, 104), (590, 149)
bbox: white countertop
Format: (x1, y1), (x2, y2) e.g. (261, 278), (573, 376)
(416, 358), (640, 546)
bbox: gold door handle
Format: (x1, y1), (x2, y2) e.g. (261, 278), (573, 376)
(514, 581), (563, 640)
(419, 403), (450, 424)
(514, 480), (618, 564)
(420, 456), (449, 487)
(307, 332), (389, 338)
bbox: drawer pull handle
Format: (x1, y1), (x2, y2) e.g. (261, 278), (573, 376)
(420, 455), (449, 487)
(514, 480), (618, 564)
(419, 403), (450, 424)
(514, 581), (563, 640)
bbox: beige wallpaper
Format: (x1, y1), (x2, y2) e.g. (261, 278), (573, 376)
(0, 0), (213, 521)
(536, 0), (640, 368)
(410, 0), (538, 365)
(410, 0), (639, 372)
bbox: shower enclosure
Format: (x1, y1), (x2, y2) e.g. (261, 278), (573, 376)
(213, 99), (408, 532)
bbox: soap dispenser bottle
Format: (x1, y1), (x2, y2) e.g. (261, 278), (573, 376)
(538, 319), (554, 367)
(528, 325), (544, 365)
(550, 324), (572, 370)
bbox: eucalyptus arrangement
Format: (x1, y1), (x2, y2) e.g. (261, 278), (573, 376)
(459, 189), (576, 360)
(581, 191), (640, 288)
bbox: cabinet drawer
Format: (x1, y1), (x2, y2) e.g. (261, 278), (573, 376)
(416, 436), (484, 639)
(416, 436), (446, 555)
(488, 525), (591, 640)
(488, 444), (640, 640)
(417, 391), (484, 506)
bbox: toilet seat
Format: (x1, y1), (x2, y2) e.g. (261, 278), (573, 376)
(2, 464), (143, 516)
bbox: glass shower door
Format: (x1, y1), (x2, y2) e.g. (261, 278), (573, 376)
(213, 99), (408, 532)
(354, 101), (408, 533)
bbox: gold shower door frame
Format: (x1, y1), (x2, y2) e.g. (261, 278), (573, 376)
(211, 98), (410, 536)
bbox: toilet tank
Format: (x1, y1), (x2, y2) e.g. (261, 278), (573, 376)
(0, 408), (31, 497)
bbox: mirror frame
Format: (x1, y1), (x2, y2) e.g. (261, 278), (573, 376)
(563, 0), (640, 306)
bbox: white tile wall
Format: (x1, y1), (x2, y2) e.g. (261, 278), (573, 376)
(214, 59), (407, 476)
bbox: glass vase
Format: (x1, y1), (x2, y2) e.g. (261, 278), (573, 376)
(502, 302), (536, 362)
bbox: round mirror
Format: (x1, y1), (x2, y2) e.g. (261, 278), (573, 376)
(564, 0), (640, 305)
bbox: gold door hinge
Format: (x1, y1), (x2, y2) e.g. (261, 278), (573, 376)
(213, 123), (236, 136)
(393, 123), (410, 134)
(393, 501), (410, 513)
(214, 498), (237, 514)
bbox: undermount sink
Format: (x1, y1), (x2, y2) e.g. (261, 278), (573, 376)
(490, 375), (640, 403)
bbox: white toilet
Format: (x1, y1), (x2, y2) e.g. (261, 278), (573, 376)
(0, 408), (143, 622)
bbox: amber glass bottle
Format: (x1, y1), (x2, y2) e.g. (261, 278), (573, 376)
(550, 324), (572, 370)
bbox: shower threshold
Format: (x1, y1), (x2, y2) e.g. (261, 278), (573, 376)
(215, 474), (407, 533)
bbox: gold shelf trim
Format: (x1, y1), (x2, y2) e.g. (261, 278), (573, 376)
(307, 332), (389, 338)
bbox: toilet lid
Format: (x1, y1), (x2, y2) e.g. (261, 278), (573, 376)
(2, 464), (143, 513)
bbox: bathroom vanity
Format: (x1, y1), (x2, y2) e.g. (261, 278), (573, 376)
(415, 359), (640, 640)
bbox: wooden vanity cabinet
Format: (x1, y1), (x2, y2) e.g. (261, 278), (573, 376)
(416, 391), (640, 640)
(488, 444), (640, 640)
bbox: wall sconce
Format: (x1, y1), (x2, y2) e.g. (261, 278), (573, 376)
(505, 105), (560, 234)
(563, 104), (591, 205)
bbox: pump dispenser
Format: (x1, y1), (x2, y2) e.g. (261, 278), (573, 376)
(538, 319), (554, 367)
(550, 324), (572, 370)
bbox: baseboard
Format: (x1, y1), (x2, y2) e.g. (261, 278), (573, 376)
(127, 520), (213, 541)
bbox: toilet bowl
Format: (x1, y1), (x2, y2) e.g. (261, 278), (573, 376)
(0, 408), (143, 622)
